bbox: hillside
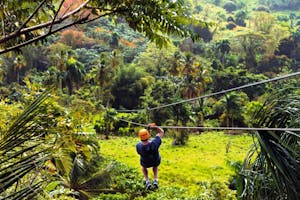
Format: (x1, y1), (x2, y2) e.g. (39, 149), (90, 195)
(0, 0), (300, 199)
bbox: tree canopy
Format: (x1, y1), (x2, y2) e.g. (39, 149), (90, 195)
(0, 0), (200, 55)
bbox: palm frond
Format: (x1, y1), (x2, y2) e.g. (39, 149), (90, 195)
(240, 88), (300, 200)
(0, 90), (51, 198)
(2, 182), (42, 200)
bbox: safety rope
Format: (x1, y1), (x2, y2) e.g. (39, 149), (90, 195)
(116, 71), (300, 112)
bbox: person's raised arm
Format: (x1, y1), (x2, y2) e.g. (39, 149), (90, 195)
(147, 123), (164, 138)
(155, 126), (164, 138)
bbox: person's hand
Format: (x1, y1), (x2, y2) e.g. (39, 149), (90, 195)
(146, 123), (156, 130)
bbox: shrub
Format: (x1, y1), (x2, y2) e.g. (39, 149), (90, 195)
(257, 55), (292, 74)
(214, 0), (221, 6)
(277, 15), (289, 22)
(192, 25), (213, 42)
(223, 1), (237, 12)
(235, 10), (247, 26)
(256, 5), (270, 12)
(92, 161), (145, 200)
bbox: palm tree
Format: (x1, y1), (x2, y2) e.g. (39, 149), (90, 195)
(180, 53), (200, 99)
(215, 39), (230, 66)
(88, 51), (119, 104)
(195, 66), (212, 131)
(238, 88), (300, 200)
(13, 55), (26, 84)
(168, 51), (185, 76)
(65, 56), (85, 96)
(219, 92), (248, 127)
(173, 52), (212, 132)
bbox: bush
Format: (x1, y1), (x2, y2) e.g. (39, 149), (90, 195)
(257, 55), (292, 74)
(235, 10), (247, 26)
(256, 5), (270, 12)
(91, 160), (145, 200)
(223, 1), (237, 12)
(277, 15), (289, 22)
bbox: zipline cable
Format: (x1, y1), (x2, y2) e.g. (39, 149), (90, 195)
(148, 71), (300, 111)
(110, 71), (300, 131)
(115, 71), (300, 112)
(113, 115), (300, 132)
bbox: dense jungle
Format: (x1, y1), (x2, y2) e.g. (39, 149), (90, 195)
(0, 0), (300, 199)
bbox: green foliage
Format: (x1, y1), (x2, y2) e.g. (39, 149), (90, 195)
(91, 160), (145, 200)
(0, 90), (56, 199)
(0, 0), (202, 54)
(2, 2), (300, 199)
(259, 0), (300, 10)
(48, 146), (113, 200)
(140, 79), (177, 125)
(94, 108), (117, 139)
(257, 55), (292, 74)
(256, 5), (270, 12)
(237, 88), (300, 200)
(86, 51), (120, 104)
(243, 100), (264, 126)
(223, 1), (238, 12)
(0, 99), (22, 132)
(211, 67), (267, 99)
(217, 91), (249, 127)
(136, 42), (178, 76)
(232, 30), (266, 69)
(235, 10), (248, 26)
(171, 129), (189, 146)
(226, 22), (237, 30)
(250, 12), (276, 34)
(111, 64), (153, 109)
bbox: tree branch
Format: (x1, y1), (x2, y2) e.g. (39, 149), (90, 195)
(0, 14), (91, 55)
(0, 0), (90, 44)
(0, 0), (132, 55)
(1, 18), (5, 37)
(78, 8), (126, 25)
(17, 0), (47, 33)
(49, 0), (65, 32)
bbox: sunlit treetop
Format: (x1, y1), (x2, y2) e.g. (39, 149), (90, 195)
(0, 0), (202, 55)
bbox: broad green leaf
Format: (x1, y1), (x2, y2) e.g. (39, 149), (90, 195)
(45, 181), (61, 192)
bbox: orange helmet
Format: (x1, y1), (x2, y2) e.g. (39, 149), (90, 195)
(138, 129), (150, 141)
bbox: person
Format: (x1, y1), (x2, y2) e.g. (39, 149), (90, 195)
(136, 123), (164, 190)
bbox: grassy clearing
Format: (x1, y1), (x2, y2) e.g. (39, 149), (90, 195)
(99, 131), (254, 194)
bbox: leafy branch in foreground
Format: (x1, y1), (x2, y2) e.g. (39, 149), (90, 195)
(0, 0), (202, 55)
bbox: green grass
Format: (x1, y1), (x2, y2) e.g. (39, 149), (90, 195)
(99, 132), (254, 194)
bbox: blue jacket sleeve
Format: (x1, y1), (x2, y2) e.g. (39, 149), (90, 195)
(151, 136), (162, 150)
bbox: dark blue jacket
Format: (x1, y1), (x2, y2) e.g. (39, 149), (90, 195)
(136, 136), (162, 167)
